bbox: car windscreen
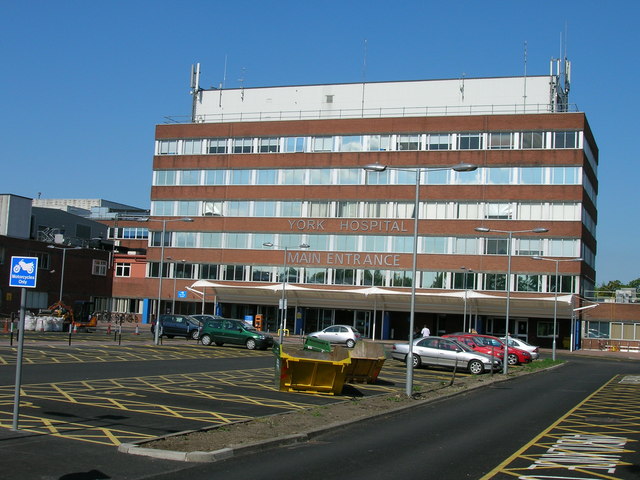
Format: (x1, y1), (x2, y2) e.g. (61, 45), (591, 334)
(450, 340), (473, 352)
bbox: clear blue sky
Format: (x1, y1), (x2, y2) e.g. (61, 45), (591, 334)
(1, 1), (637, 285)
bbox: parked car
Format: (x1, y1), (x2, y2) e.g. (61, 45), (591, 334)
(501, 337), (540, 360)
(198, 317), (273, 350)
(151, 314), (201, 340)
(307, 325), (361, 348)
(444, 333), (532, 365)
(391, 336), (502, 375)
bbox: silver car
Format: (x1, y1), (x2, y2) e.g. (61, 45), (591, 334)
(307, 325), (361, 348)
(391, 336), (501, 375)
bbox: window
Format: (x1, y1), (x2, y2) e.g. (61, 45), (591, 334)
(458, 133), (483, 150)
(487, 168), (511, 185)
(175, 262), (194, 279)
(177, 201), (199, 216)
(337, 201), (359, 217)
(305, 268), (327, 284)
(520, 167), (544, 184)
(537, 322), (558, 338)
(115, 263), (131, 277)
(179, 171), (200, 185)
(284, 137), (306, 152)
(230, 170), (251, 185)
(547, 274), (575, 294)
(152, 201), (174, 216)
(367, 135), (391, 151)
(484, 273), (506, 291)
(308, 202), (330, 217)
(337, 169), (360, 185)
(363, 235), (387, 252)
(488, 132), (513, 149)
(517, 239), (543, 256)
(208, 139), (228, 154)
(151, 231), (171, 247)
(313, 137), (333, 152)
(334, 235), (358, 252)
(339, 135), (363, 152)
(422, 271), (445, 289)
(233, 138), (253, 153)
(426, 134), (451, 150)
(362, 269), (384, 286)
(204, 170), (226, 185)
(550, 167), (580, 185)
(158, 140), (178, 155)
(120, 227), (148, 239)
(174, 232), (196, 248)
(309, 169), (331, 185)
(520, 131), (545, 149)
(586, 321), (610, 339)
(225, 265), (245, 281)
(33, 252), (50, 270)
(199, 264), (219, 279)
(92, 259), (107, 276)
(485, 238), (508, 255)
(391, 270), (413, 287)
(183, 139), (202, 155)
(155, 170), (177, 186)
(516, 274), (541, 292)
(485, 203), (512, 219)
(397, 135), (421, 151)
(334, 269), (355, 285)
(203, 201), (223, 216)
(553, 131), (577, 149)
(366, 169), (390, 185)
(259, 137), (280, 153)
(251, 266), (272, 282)
(256, 169), (277, 184)
(253, 201), (277, 217)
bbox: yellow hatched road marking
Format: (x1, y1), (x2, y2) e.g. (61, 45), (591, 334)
(480, 375), (640, 479)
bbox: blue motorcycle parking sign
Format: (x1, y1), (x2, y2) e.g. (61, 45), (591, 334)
(10, 256), (38, 288)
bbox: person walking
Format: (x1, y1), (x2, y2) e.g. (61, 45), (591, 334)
(421, 324), (430, 337)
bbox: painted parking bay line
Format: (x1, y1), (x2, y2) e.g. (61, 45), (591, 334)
(481, 374), (640, 479)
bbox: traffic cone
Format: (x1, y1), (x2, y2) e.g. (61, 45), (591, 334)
(3, 321), (9, 333)
(73, 324), (77, 334)
(134, 325), (139, 335)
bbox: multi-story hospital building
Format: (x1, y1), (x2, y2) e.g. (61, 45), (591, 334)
(111, 63), (598, 348)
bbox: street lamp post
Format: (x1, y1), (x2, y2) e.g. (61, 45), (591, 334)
(474, 227), (548, 374)
(47, 245), (82, 304)
(364, 163), (477, 397)
(461, 267), (473, 332)
(167, 257), (186, 314)
(263, 241), (310, 344)
(139, 217), (193, 345)
(533, 256), (582, 360)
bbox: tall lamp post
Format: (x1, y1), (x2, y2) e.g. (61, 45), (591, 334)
(263, 241), (309, 344)
(461, 267), (473, 332)
(533, 256), (582, 360)
(166, 257), (187, 314)
(141, 217), (193, 345)
(474, 226), (548, 374)
(364, 162), (477, 397)
(47, 245), (82, 303)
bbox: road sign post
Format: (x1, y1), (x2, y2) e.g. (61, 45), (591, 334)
(9, 256), (38, 431)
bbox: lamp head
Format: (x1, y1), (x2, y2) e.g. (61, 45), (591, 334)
(263, 242), (274, 248)
(452, 163), (477, 172)
(532, 227), (548, 233)
(475, 227), (490, 233)
(363, 164), (387, 172)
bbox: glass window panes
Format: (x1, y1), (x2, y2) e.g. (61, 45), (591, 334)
(313, 136), (333, 152)
(204, 170), (226, 185)
(422, 271), (444, 289)
(366, 169), (390, 185)
(256, 169), (277, 184)
(180, 170), (200, 185)
(520, 131), (545, 149)
(155, 170), (176, 186)
(203, 201), (223, 216)
(517, 274), (541, 292)
(362, 269), (385, 286)
(208, 139), (228, 154)
(337, 169), (360, 184)
(339, 136), (364, 152)
(363, 235), (387, 252)
(174, 232), (196, 247)
(488, 132), (513, 149)
(517, 238), (543, 256)
(183, 139), (202, 155)
(259, 137), (279, 153)
(309, 169), (331, 185)
(424, 169), (448, 184)
(226, 201), (250, 216)
(282, 169), (305, 184)
(280, 201), (302, 217)
(397, 135), (421, 151)
(554, 131), (577, 149)
(487, 168), (511, 185)
(233, 138), (253, 153)
(309, 202), (330, 217)
(254, 201), (277, 217)
(334, 269), (355, 285)
(201, 232), (222, 248)
(152, 201), (174, 216)
(426, 134), (451, 150)
(251, 266), (272, 282)
(284, 137), (306, 152)
(521, 167), (544, 184)
(177, 201), (199, 216)
(230, 170), (251, 185)
(484, 273), (506, 290)
(422, 236), (446, 254)
(458, 133), (483, 150)
(485, 203), (512, 219)
(225, 265), (245, 281)
(305, 268), (327, 284)
(485, 238), (508, 255)
(158, 140), (178, 155)
(334, 235), (357, 251)
(368, 134), (391, 151)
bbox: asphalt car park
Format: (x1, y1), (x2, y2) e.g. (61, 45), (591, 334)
(0, 333), (477, 451)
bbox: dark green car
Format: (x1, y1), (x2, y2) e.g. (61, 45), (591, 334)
(198, 317), (274, 350)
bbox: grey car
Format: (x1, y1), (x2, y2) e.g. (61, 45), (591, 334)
(307, 325), (361, 348)
(391, 336), (501, 375)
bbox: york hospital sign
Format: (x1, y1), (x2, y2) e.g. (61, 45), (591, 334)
(286, 219), (408, 268)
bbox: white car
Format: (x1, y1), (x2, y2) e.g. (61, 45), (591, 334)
(391, 336), (502, 375)
(501, 337), (539, 360)
(308, 325), (361, 348)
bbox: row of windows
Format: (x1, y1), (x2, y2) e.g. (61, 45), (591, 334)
(153, 166), (583, 187)
(148, 231), (581, 258)
(156, 130), (582, 155)
(143, 261), (579, 294)
(151, 199), (582, 222)
(586, 321), (640, 341)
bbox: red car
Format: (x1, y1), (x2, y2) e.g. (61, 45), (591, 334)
(443, 333), (532, 365)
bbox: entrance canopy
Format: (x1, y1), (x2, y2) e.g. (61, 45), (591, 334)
(187, 281), (574, 319)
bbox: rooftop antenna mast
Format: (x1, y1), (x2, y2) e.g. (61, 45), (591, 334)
(523, 41), (527, 110)
(361, 39), (367, 116)
(219, 55), (227, 108)
(190, 63), (202, 122)
(238, 67), (246, 102)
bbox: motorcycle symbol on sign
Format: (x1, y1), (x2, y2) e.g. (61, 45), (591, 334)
(13, 260), (35, 274)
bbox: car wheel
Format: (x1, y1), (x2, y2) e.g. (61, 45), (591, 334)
(468, 359), (484, 375)
(411, 353), (421, 368)
(507, 353), (519, 365)
(215, 342), (224, 346)
(246, 338), (257, 350)
(201, 334), (212, 346)
(345, 339), (355, 348)
(191, 330), (200, 340)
